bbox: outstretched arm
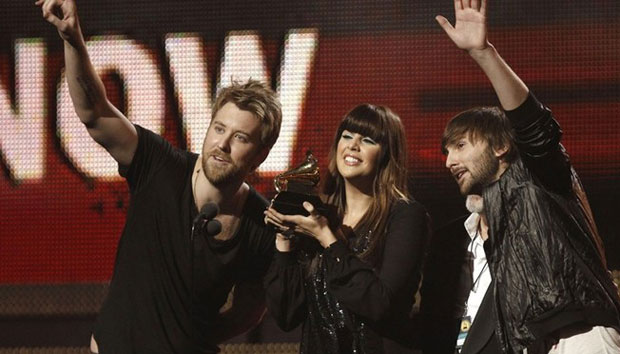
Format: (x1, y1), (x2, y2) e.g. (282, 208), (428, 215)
(37, 0), (137, 166)
(436, 0), (528, 110)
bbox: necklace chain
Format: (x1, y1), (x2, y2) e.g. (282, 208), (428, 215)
(193, 168), (201, 208)
(469, 230), (488, 293)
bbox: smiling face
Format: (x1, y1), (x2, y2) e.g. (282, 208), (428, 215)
(201, 102), (266, 186)
(445, 134), (501, 196)
(336, 129), (383, 186)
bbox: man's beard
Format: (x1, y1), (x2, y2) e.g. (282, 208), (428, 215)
(460, 146), (499, 196)
(202, 151), (242, 186)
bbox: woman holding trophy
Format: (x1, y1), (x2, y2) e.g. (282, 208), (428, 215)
(264, 103), (430, 353)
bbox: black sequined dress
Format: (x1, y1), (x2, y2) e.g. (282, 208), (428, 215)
(264, 200), (429, 353)
(300, 227), (381, 353)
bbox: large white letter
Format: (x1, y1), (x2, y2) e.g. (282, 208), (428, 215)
(216, 29), (318, 173)
(217, 31), (268, 93)
(57, 36), (165, 179)
(0, 39), (46, 181)
(164, 29), (318, 170)
(263, 29), (318, 172)
(164, 34), (212, 154)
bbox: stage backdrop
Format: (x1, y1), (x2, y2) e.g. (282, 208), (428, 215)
(0, 0), (619, 348)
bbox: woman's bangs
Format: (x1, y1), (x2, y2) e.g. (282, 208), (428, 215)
(341, 107), (386, 143)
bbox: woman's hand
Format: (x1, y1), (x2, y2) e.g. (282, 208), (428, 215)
(274, 233), (293, 252)
(264, 202), (338, 249)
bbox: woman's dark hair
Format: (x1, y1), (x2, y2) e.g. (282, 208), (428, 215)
(323, 103), (410, 267)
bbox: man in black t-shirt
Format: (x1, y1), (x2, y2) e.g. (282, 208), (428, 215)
(38, 0), (282, 352)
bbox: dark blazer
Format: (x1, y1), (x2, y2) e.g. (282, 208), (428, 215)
(460, 285), (498, 354)
(418, 216), (499, 354)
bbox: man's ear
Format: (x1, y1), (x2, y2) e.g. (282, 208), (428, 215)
(493, 144), (510, 160)
(251, 146), (270, 172)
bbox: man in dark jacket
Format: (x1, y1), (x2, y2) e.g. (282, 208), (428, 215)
(421, 0), (620, 353)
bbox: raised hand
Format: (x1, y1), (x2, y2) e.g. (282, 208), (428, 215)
(36, 0), (83, 46)
(435, 0), (489, 52)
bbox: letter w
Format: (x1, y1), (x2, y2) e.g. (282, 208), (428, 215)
(165, 29), (319, 173)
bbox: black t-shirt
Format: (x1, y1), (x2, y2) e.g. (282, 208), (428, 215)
(93, 126), (274, 354)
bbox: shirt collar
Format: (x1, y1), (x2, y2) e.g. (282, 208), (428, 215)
(464, 213), (483, 246)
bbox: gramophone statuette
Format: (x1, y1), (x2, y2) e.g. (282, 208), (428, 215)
(274, 151), (320, 194)
(271, 150), (326, 216)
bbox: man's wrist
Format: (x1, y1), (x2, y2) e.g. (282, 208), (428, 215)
(468, 43), (496, 62)
(64, 35), (87, 53)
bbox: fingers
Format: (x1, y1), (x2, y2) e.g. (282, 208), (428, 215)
(39, 0), (64, 27)
(264, 204), (324, 240)
(40, 0), (63, 16)
(302, 201), (318, 218)
(265, 206), (311, 224)
(459, 0), (484, 12)
(480, 0), (487, 16)
(435, 15), (455, 36)
(276, 231), (295, 243)
(275, 233), (290, 241)
(459, 0), (485, 13)
(275, 233), (293, 252)
(264, 209), (288, 230)
(264, 208), (305, 235)
(264, 207), (287, 225)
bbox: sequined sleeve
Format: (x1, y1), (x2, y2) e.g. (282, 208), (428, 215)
(264, 250), (307, 331)
(323, 201), (429, 323)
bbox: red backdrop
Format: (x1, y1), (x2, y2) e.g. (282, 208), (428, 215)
(1, 1), (619, 283)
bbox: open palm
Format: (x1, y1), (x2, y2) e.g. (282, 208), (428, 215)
(436, 0), (488, 51)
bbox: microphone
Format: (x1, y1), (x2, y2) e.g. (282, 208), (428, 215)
(205, 219), (222, 236)
(194, 202), (219, 224)
(193, 202), (222, 237)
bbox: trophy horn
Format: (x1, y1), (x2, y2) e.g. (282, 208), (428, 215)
(274, 150), (320, 193)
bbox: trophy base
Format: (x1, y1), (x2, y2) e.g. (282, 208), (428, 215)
(271, 191), (327, 216)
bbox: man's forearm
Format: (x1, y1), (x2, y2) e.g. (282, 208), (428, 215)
(64, 40), (110, 126)
(469, 45), (529, 111)
(38, 0), (138, 166)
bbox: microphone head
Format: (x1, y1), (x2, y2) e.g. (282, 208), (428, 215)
(199, 202), (219, 219)
(206, 219), (222, 236)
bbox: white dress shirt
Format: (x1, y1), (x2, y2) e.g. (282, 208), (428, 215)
(463, 212), (492, 323)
